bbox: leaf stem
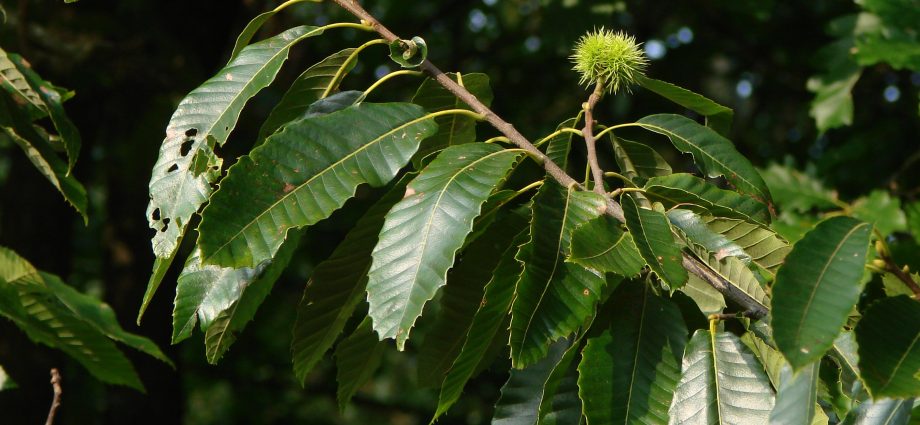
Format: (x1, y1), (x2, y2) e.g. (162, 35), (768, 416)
(273, 0), (321, 13)
(603, 171), (635, 186)
(329, 0), (769, 319)
(361, 69), (424, 100)
(533, 128), (582, 148)
(515, 180), (545, 196)
(483, 136), (511, 144)
(423, 108), (485, 122)
(609, 187), (645, 197)
(326, 38), (389, 98)
(594, 122), (640, 140)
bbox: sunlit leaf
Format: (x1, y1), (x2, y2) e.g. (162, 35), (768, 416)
(621, 194), (687, 289)
(840, 398), (914, 425)
(637, 76), (734, 136)
(644, 173), (770, 225)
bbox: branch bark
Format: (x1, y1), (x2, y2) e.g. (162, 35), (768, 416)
(582, 82), (608, 194)
(329, 0), (768, 319)
(44, 368), (62, 425)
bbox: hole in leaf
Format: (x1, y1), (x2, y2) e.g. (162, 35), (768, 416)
(168, 164), (179, 172)
(180, 139), (194, 157)
(185, 128), (198, 137)
(160, 218), (171, 232)
(151, 208), (161, 221)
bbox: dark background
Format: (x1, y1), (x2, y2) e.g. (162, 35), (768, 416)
(0, 0), (917, 423)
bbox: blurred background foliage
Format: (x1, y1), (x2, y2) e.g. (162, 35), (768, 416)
(0, 0), (917, 423)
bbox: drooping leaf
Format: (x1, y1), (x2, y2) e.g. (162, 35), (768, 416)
(740, 330), (785, 388)
(492, 339), (570, 425)
(840, 398), (914, 425)
(418, 211), (528, 388)
(621, 194), (688, 289)
(668, 329), (775, 425)
(820, 356), (853, 419)
(335, 317), (386, 410)
(772, 216), (871, 369)
(856, 296), (920, 399)
(198, 102), (437, 268)
(367, 143), (521, 349)
(637, 76), (734, 136)
(702, 216), (791, 277)
(257, 48), (357, 142)
(760, 163), (840, 213)
(769, 362), (821, 425)
(544, 118), (579, 170)
(680, 275), (727, 316)
(291, 175), (411, 384)
(433, 232), (526, 421)
(0, 247), (142, 389)
(229, 0), (315, 60)
(611, 138), (672, 181)
(145, 25), (327, 308)
(578, 282), (687, 425)
(668, 209), (749, 263)
(201, 233), (301, 364)
(635, 114), (772, 208)
(538, 340), (584, 425)
(0, 47), (47, 119)
(851, 190), (908, 236)
(8, 53), (81, 172)
(172, 233), (300, 345)
(567, 214), (644, 277)
(644, 173), (770, 225)
(509, 182), (607, 368)
(410, 73), (493, 167)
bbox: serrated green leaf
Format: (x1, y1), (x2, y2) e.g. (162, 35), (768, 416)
(202, 233), (300, 364)
(668, 329), (775, 425)
(335, 317), (386, 411)
(538, 339), (583, 425)
(198, 102), (436, 268)
(841, 398), (914, 425)
(635, 114), (772, 208)
(668, 209), (749, 263)
(510, 183), (607, 368)
(492, 339), (570, 425)
(0, 47), (47, 119)
(702, 216), (791, 277)
(770, 362), (821, 425)
(578, 282), (687, 425)
(611, 138), (672, 182)
(368, 143), (521, 349)
(680, 275), (727, 316)
(637, 76), (734, 136)
(567, 214), (644, 277)
(418, 212), (527, 388)
(257, 48), (357, 142)
(291, 175), (410, 385)
(621, 195), (688, 289)
(851, 190), (907, 236)
(820, 356), (854, 419)
(645, 173), (770, 225)
(432, 231), (527, 421)
(760, 163), (840, 213)
(172, 232), (299, 346)
(0, 247), (142, 390)
(740, 331), (785, 388)
(772, 216), (871, 370)
(411, 73), (493, 167)
(856, 296), (920, 399)
(146, 25), (326, 307)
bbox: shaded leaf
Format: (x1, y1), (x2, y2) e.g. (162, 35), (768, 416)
(335, 317), (386, 410)
(635, 114), (772, 207)
(367, 143), (521, 349)
(567, 214), (644, 277)
(510, 182), (607, 368)
(545, 118), (578, 170)
(668, 329), (775, 425)
(621, 194), (688, 289)
(492, 339), (570, 425)
(0, 365), (15, 391)
(841, 398), (914, 425)
(760, 163), (839, 213)
(769, 362), (821, 425)
(856, 296), (920, 399)
(291, 175), (410, 384)
(644, 173), (770, 225)
(611, 138), (672, 182)
(578, 282), (687, 425)
(637, 76), (734, 136)
(772, 216), (871, 369)
(411, 73), (493, 167)
(538, 340), (584, 425)
(198, 102), (437, 268)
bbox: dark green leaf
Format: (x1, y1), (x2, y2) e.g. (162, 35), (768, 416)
(567, 214), (644, 277)
(644, 173), (770, 225)
(538, 341), (583, 424)
(367, 143), (521, 349)
(492, 339), (570, 425)
(772, 216), (871, 369)
(510, 182), (607, 368)
(335, 317), (386, 410)
(856, 296), (920, 399)
(198, 102), (437, 268)
(544, 118), (578, 170)
(668, 329), (775, 424)
(291, 175), (410, 384)
(411, 73), (493, 167)
(611, 138), (672, 181)
(578, 282), (687, 425)
(257, 48), (357, 142)
(621, 195), (688, 289)
(635, 114), (772, 208)
(637, 76), (734, 136)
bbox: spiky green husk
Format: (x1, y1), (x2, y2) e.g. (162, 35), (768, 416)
(571, 29), (648, 94)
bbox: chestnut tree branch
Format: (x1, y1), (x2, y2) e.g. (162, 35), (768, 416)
(44, 368), (62, 425)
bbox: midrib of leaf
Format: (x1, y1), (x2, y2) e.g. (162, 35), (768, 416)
(624, 289), (649, 422)
(320, 48), (360, 98)
(577, 231), (630, 261)
(637, 122), (767, 201)
(393, 149), (514, 329)
(710, 329), (725, 424)
(790, 223), (868, 347)
(880, 332), (920, 394)
(515, 188), (575, 357)
(202, 113), (434, 264)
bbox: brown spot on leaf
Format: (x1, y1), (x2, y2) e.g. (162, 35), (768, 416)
(404, 186), (417, 198)
(282, 182), (296, 194)
(582, 289), (590, 296)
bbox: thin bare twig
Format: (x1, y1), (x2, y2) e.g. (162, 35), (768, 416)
(45, 368), (62, 425)
(329, 0), (768, 319)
